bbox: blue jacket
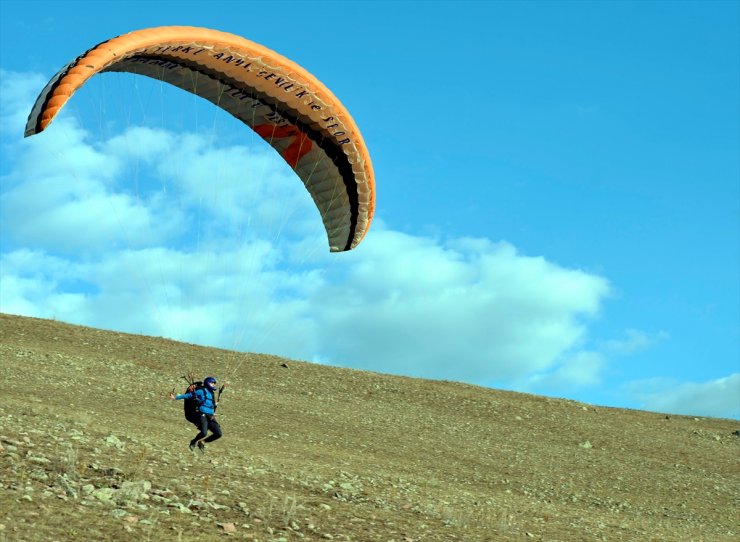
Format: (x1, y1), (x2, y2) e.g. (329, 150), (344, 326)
(176, 386), (217, 415)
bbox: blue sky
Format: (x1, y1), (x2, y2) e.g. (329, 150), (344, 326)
(1, 0), (738, 419)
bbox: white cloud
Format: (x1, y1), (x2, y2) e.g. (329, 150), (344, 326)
(601, 329), (669, 356)
(625, 374), (740, 419)
(0, 69), (47, 135)
(525, 350), (607, 391)
(1, 94), (190, 253)
(519, 328), (671, 394)
(306, 231), (610, 383)
(0, 230), (611, 385)
(2, 180), (184, 252)
(0, 249), (87, 319)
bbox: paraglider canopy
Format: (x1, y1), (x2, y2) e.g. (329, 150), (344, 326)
(25, 26), (375, 252)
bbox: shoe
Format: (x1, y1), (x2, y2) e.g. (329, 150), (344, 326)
(189, 442), (196, 452)
(197, 441), (206, 454)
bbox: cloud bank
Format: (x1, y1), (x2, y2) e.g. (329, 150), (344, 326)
(626, 374), (740, 420)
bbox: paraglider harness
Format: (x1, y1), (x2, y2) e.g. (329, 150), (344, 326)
(179, 373), (225, 424)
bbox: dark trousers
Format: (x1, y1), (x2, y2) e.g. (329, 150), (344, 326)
(190, 413), (222, 445)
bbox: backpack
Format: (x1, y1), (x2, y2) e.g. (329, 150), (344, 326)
(183, 381), (206, 424)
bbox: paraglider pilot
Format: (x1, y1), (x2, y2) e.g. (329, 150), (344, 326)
(169, 376), (228, 453)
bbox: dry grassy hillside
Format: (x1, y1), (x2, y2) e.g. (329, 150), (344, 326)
(1, 313), (738, 541)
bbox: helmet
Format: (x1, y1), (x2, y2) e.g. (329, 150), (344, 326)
(204, 376), (217, 388)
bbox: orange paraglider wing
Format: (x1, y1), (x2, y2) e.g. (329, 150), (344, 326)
(25, 26), (374, 252)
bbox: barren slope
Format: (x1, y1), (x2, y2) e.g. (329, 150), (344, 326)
(1, 313), (738, 541)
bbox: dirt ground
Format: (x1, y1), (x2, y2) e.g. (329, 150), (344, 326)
(1, 313), (738, 541)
